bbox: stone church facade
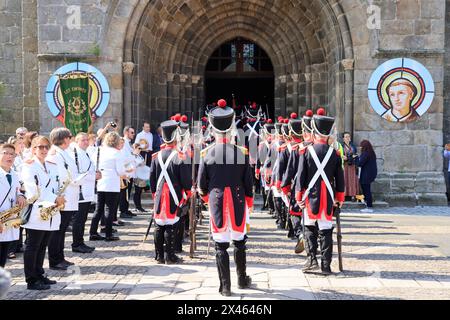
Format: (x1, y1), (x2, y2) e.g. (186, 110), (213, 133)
(0, 0), (449, 205)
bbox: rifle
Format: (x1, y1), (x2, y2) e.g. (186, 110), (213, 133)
(334, 205), (343, 272)
(142, 210), (154, 243)
(188, 112), (200, 258)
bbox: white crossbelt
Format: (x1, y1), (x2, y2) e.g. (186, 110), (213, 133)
(302, 146), (334, 202)
(246, 120), (260, 139)
(157, 151), (180, 206)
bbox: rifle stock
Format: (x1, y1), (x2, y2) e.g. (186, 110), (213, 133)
(334, 206), (343, 272)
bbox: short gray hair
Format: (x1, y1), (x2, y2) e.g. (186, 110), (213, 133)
(49, 127), (72, 146)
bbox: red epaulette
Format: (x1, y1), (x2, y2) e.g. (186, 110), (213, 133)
(152, 151), (160, 159)
(277, 143), (287, 152)
(298, 144), (308, 155)
(291, 142), (302, 151)
(178, 151), (187, 160)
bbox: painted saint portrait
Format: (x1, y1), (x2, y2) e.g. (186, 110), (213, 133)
(368, 58), (434, 123)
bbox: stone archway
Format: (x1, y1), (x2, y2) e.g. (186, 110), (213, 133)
(119, 0), (354, 132)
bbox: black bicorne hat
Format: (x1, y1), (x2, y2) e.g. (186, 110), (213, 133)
(161, 120), (179, 143)
(263, 123), (275, 135)
(289, 119), (303, 136)
(274, 123), (283, 135)
(209, 99), (235, 132)
(312, 115), (335, 137)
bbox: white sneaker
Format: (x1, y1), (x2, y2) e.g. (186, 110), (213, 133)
(360, 208), (374, 213)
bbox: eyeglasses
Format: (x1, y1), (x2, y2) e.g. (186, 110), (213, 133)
(35, 145), (50, 150)
(1, 151), (16, 157)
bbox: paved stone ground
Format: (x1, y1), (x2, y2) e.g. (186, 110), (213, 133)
(2, 195), (450, 300)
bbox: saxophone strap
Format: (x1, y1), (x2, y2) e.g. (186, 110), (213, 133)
(0, 186), (12, 209)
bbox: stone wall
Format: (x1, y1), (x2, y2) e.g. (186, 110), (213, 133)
(353, 0), (447, 205)
(0, 0), (23, 141)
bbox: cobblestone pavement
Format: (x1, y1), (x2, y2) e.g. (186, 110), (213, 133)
(3, 197), (450, 300)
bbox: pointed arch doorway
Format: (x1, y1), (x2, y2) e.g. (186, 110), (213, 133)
(205, 38), (275, 119)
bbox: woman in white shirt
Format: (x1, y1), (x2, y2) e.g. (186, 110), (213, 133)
(21, 136), (65, 290)
(89, 132), (126, 241)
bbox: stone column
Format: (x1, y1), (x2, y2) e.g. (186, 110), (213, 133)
(304, 72), (312, 108)
(341, 59), (354, 134)
(122, 62), (135, 127)
(22, 0), (39, 131)
(172, 74), (180, 114)
(279, 75), (287, 115)
(179, 74), (188, 114)
(191, 75), (201, 117)
(291, 73), (300, 113)
(166, 73), (175, 118)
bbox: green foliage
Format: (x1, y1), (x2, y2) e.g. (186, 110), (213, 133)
(88, 44), (101, 57)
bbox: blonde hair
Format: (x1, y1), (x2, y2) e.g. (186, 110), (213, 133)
(103, 132), (121, 148)
(31, 136), (51, 149)
(75, 132), (88, 142)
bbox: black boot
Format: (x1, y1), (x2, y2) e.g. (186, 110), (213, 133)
(154, 224), (165, 264)
(215, 242), (231, 296)
(274, 197), (283, 228)
(174, 216), (185, 253)
(319, 228), (333, 276)
(286, 217), (295, 239)
(165, 224), (182, 264)
(233, 237), (252, 289)
(302, 225), (319, 272)
(261, 192), (267, 210)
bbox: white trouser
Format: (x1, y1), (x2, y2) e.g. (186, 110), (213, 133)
(211, 210), (247, 243)
(155, 216), (180, 226)
(304, 211), (333, 230)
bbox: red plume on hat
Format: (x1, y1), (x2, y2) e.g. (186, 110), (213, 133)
(251, 102), (257, 109)
(174, 114), (181, 122)
(317, 108), (326, 116)
(181, 115), (188, 123)
(202, 116), (207, 122)
(277, 116), (283, 123)
(305, 109), (314, 117)
(217, 99), (227, 108)
(202, 125), (206, 130)
(170, 116), (175, 121)
(284, 118), (289, 124)
(290, 112), (298, 119)
(267, 119), (273, 124)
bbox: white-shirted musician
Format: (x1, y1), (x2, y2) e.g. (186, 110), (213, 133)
(69, 133), (99, 254)
(21, 136), (65, 290)
(134, 121), (154, 212)
(46, 128), (86, 271)
(89, 132), (127, 241)
(0, 143), (26, 268)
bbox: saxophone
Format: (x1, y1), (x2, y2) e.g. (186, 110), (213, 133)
(39, 168), (72, 221)
(0, 187), (41, 229)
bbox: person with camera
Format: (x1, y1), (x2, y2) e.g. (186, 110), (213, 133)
(342, 132), (359, 201)
(89, 132), (127, 242)
(133, 122), (154, 212)
(149, 120), (192, 264)
(21, 136), (65, 290)
(119, 127), (141, 218)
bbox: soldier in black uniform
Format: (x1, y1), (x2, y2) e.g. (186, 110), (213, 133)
(256, 119), (275, 213)
(198, 99), (253, 296)
(149, 120), (192, 264)
(281, 110), (314, 251)
(295, 112), (345, 275)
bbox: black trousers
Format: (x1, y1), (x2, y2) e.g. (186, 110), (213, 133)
(90, 191), (120, 238)
(48, 211), (74, 266)
(360, 183), (373, 207)
(0, 241), (12, 268)
(119, 178), (133, 214)
(72, 202), (91, 248)
(133, 186), (144, 209)
(24, 229), (52, 284)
